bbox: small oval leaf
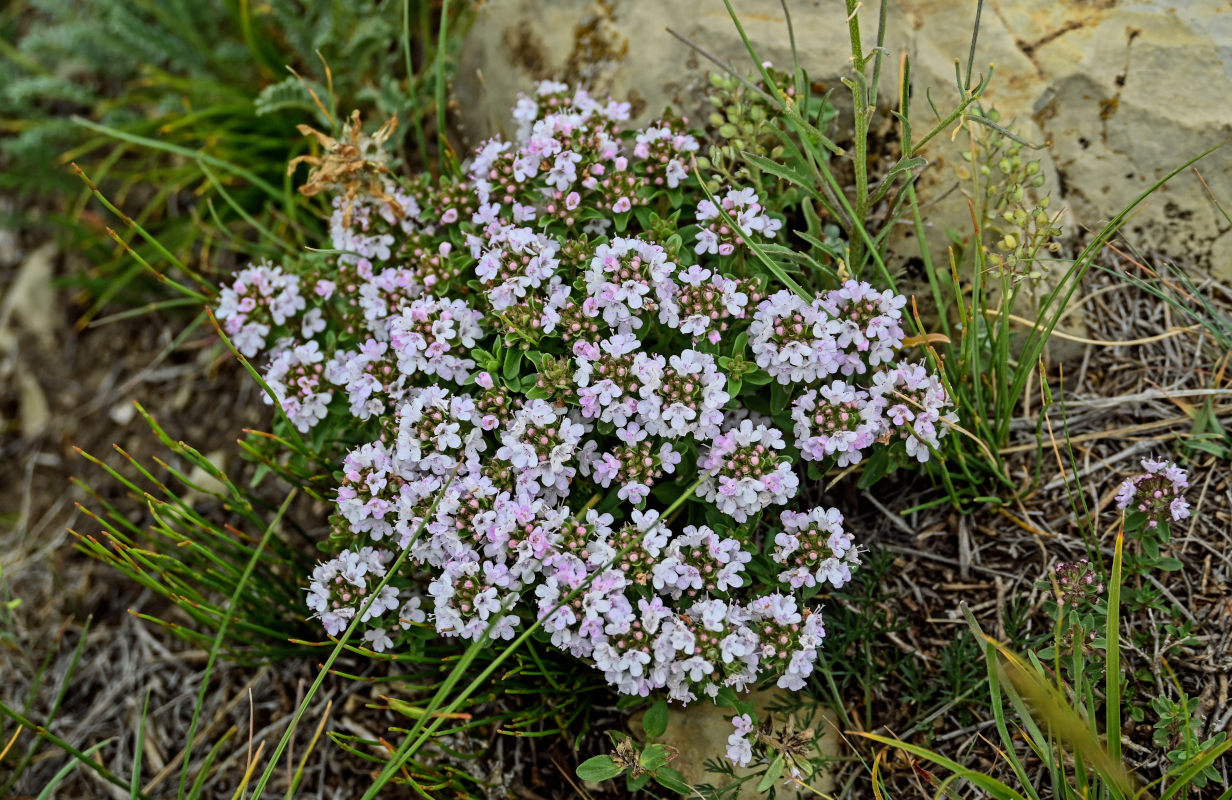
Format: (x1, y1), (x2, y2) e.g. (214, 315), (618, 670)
(643, 700), (670, 740)
(576, 755), (625, 782)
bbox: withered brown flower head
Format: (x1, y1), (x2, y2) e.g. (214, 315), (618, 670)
(759, 714), (816, 761)
(288, 109), (401, 228)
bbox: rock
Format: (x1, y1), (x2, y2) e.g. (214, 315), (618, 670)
(184, 449), (230, 506)
(109, 400), (137, 426)
(0, 243), (58, 351)
(456, 0), (1232, 284)
(629, 690), (840, 798)
(16, 365), (50, 437)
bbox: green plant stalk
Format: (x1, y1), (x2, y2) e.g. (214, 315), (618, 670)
(0, 616), (94, 797)
(1107, 529), (1124, 767)
(176, 489), (297, 799)
(71, 163), (212, 296)
(34, 740), (112, 800)
(0, 703), (148, 798)
(434, 0), (454, 176)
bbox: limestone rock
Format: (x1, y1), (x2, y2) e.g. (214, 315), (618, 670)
(457, 0), (1232, 283)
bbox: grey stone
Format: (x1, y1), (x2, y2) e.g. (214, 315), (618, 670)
(456, 0), (1232, 283)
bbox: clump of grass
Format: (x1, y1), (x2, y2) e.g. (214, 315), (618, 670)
(0, 0), (468, 322)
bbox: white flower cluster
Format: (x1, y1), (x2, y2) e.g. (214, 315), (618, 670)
(220, 81), (958, 704)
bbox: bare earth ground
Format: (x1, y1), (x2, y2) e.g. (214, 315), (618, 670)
(1, 224), (1229, 797)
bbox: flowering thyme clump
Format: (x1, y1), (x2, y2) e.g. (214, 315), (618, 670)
(695, 188), (782, 255)
(305, 546), (399, 637)
(792, 381), (880, 467)
(222, 80), (957, 705)
(749, 290), (837, 385)
(871, 362), (958, 463)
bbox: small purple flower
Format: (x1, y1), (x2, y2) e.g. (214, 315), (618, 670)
(1115, 458), (1190, 526)
(869, 362), (957, 462)
(726, 713), (756, 766)
(775, 507), (859, 589)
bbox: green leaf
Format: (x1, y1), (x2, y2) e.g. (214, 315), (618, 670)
(883, 155), (928, 181)
(639, 743), (670, 771)
(757, 756), (785, 793)
(643, 700), (669, 740)
(627, 771), (651, 791)
(715, 688), (756, 715)
(471, 347), (499, 373)
(503, 348), (524, 384)
(254, 76), (320, 118)
(857, 448), (889, 489)
(1144, 537), (1161, 560)
(770, 381), (790, 415)
(576, 755), (625, 782)
(744, 369), (773, 386)
(741, 151), (822, 200)
(653, 766), (692, 795)
(1154, 557), (1184, 571)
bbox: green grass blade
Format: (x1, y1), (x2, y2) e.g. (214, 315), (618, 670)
(1106, 529), (1124, 766)
(962, 606), (1043, 800)
(185, 726), (236, 800)
(0, 702), (145, 797)
(177, 489), (297, 800)
(131, 689), (151, 799)
(71, 117), (283, 200)
(35, 739), (112, 800)
(854, 732), (1029, 800)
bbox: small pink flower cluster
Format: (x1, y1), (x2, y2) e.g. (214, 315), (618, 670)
(1115, 457), (1190, 529)
(695, 188), (782, 255)
(215, 262), (308, 356)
